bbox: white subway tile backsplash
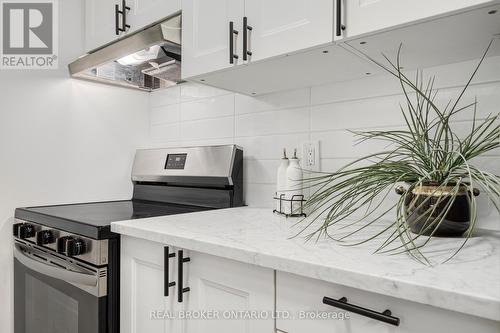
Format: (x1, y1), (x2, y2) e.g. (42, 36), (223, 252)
(150, 104), (180, 125)
(449, 121), (500, 156)
(150, 122), (180, 142)
(244, 183), (276, 208)
(235, 107), (310, 137)
(472, 156), (500, 176)
(421, 55), (500, 89)
(312, 130), (397, 159)
(310, 97), (403, 131)
(432, 82), (500, 121)
(150, 85), (180, 107)
(319, 158), (356, 173)
(180, 116), (234, 141)
(181, 94), (234, 121)
(244, 159), (281, 184)
(235, 133), (310, 160)
(311, 74), (401, 106)
(149, 56), (499, 230)
(181, 137), (235, 147)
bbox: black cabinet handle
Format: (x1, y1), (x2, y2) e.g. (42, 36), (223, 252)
(115, 4), (120, 35)
(177, 250), (191, 303)
(117, 0), (130, 34)
(243, 17), (253, 61)
(121, 0), (130, 32)
(323, 296), (400, 326)
(164, 247), (176, 297)
(229, 21), (239, 64)
(336, 0), (345, 37)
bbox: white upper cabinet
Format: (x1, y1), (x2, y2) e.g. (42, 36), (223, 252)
(128, 0), (181, 34)
(345, 3), (500, 72)
(85, 0), (180, 52)
(181, 0), (245, 79)
(340, 0), (497, 39)
(181, 0), (334, 79)
(85, 0), (120, 51)
(181, 0), (499, 95)
(243, 0), (333, 62)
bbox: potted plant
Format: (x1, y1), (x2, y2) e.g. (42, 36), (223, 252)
(299, 43), (499, 264)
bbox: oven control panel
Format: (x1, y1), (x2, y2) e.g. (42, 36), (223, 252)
(13, 220), (108, 266)
(165, 153), (187, 169)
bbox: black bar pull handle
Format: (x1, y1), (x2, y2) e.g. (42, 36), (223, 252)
(243, 17), (253, 61)
(229, 21), (239, 64)
(121, 0), (131, 32)
(177, 250), (191, 303)
(336, 0), (345, 37)
(164, 247), (176, 297)
(323, 296), (400, 326)
(117, 0), (130, 33)
(115, 4), (120, 35)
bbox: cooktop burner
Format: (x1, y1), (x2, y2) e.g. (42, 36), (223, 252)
(15, 200), (211, 239)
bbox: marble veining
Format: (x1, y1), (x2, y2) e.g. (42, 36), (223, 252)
(111, 207), (500, 321)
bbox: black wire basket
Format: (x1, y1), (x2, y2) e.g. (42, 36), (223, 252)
(273, 193), (306, 218)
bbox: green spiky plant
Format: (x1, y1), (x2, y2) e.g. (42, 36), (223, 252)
(298, 42), (499, 264)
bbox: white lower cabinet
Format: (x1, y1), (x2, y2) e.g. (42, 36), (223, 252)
(179, 250), (275, 333)
(276, 271), (500, 333)
(121, 236), (177, 333)
(121, 236), (275, 333)
(122, 237), (499, 333)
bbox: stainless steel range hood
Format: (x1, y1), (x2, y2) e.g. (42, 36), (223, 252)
(69, 13), (181, 92)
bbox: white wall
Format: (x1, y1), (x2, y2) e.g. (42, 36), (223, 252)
(149, 56), (500, 230)
(0, 1), (150, 332)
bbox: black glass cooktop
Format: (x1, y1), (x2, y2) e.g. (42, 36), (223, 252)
(15, 200), (211, 239)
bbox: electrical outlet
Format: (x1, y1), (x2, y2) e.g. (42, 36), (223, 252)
(302, 141), (320, 172)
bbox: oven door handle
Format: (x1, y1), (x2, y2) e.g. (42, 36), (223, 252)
(14, 244), (98, 287)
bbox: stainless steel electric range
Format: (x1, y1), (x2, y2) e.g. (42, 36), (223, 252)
(13, 145), (243, 333)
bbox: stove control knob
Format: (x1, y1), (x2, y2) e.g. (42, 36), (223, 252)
(36, 230), (55, 245)
(66, 238), (86, 257)
(17, 224), (36, 239)
(57, 236), (71, 254)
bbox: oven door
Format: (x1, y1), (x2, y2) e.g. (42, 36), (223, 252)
(14, 241), (108, 333)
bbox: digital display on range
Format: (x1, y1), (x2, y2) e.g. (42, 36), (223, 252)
(165, 153), (187, 169)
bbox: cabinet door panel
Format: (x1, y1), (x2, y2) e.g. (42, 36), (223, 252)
(128, 0), (181, 33)
(85, 0), (119, 51)
(179, 251), (274, 333)
(182, 0), (244, 79)
(121, 236), (176, 333)
(344, 0), (495, 39)
(132, 260), (174, 333)
(244, 0), (333, 61)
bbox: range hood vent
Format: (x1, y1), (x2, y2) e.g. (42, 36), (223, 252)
(69, 13), (182, 92)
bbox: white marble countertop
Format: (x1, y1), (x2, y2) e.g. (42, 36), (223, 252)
(111, 207), (500, 321)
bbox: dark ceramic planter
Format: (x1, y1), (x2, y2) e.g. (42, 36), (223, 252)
(395, 184), (480, 237)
